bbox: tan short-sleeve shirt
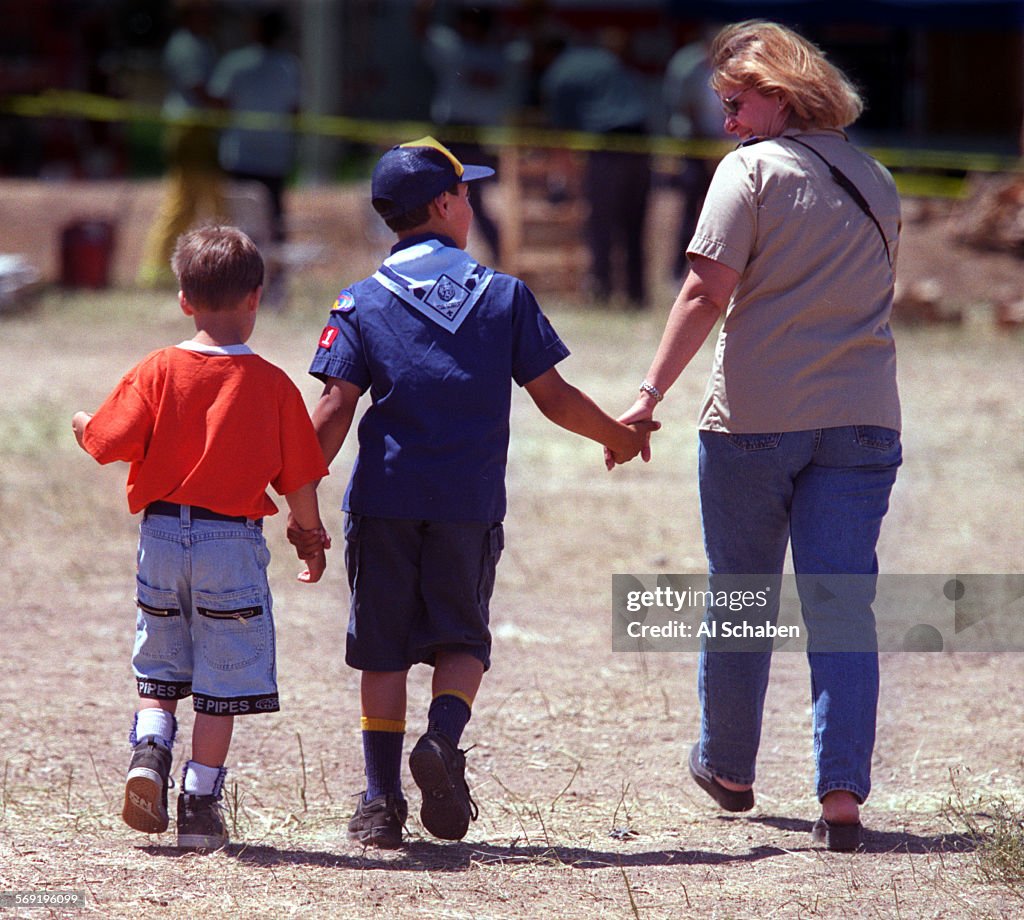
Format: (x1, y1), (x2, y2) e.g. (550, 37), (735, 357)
(688, 128), (902, 433)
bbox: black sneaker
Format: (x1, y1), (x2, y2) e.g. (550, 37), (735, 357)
(408, 730), (478, 841)
(122, 737), (173, 834)
(177, 793), (229, 851)
(347, 792), (408, 849)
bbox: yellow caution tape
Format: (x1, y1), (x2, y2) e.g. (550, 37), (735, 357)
(3, 90), (1021, 188)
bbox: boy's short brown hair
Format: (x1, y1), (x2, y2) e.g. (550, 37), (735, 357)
(171, 225), (264, 311)
(381, 183), (459, 233)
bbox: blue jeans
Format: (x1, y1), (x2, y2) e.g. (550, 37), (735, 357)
(696, 426), (902, 803)
(134, 506), (279, 716)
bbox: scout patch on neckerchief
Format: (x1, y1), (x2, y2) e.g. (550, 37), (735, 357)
(372, 238), (494, 334)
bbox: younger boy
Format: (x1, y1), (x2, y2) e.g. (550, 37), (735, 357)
(289, 138), (658, 848)
(73, 226), (329, 850)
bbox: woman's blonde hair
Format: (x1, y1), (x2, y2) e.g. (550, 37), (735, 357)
(709, 20), (863, 129)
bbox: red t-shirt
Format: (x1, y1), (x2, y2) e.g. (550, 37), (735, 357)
(83, 344), (328, 518)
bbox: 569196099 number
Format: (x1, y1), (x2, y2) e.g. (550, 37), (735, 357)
(0, 891), (87, 908)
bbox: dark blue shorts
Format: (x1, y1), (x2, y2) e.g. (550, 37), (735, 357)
(343, 514), (504, 671)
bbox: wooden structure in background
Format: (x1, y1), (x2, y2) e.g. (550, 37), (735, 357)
(497, 146), (590, 295)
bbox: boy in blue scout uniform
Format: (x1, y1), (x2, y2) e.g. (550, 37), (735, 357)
(292, 137), (658, 848)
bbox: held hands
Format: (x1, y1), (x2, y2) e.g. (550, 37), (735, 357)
(286, 515), (331, 584)
(297, 543), (328, 584)
(604, 397), (661, 470)
(605, 416), (661, 470)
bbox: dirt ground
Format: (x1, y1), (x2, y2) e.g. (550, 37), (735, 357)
(0, 175), (1022, 919)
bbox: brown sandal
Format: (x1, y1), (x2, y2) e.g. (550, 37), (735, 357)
(811, 816), (863, 852)
(687, 744), (754, 812)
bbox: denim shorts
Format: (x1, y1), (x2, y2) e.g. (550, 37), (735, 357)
(343, 514), (504, 671)
(132, 506), (279, 716)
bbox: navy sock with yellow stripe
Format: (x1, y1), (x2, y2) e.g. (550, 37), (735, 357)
(427, 692), (472, 746)
(361, 717), (405, 800)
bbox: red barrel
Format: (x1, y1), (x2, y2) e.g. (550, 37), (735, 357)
(60, 219), (116, 288)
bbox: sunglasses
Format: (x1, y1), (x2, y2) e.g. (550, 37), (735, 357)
(721, 89), (749, 116)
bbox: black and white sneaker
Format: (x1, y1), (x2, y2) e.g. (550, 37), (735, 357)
(347, 792), (408, 849)
(122, 737), (173, 834)
(177, 793), (229, 851)
(409, 730), (478, 841)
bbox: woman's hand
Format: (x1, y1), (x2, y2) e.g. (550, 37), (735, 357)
(604, 396), (659, 469)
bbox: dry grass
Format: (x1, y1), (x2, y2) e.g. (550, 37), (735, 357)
(944, 766), (1024, 899)
(0, 272), (1021, 919)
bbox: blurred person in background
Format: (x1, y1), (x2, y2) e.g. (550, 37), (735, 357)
(540, 27), (653, 309)
(209, 9), (302, 303)
(662, 26), (729, 282)
(137, 0), (224, 288)
(418, 1), (529, 263)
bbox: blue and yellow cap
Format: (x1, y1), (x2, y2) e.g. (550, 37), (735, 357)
(370, 136), (495, 220)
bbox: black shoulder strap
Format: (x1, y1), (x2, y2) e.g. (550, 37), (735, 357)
(787, 137), (892, 266)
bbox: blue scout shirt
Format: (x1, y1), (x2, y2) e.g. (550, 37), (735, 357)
(309, 233), (570, 523)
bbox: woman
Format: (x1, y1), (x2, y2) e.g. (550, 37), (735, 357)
(615, 21), (902, 852)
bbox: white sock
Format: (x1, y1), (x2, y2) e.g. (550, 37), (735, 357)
(183, 760), (225, 796)
(135, 709), (176, 748)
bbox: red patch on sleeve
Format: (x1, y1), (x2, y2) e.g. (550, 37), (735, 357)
(319, 327), (339, 349)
